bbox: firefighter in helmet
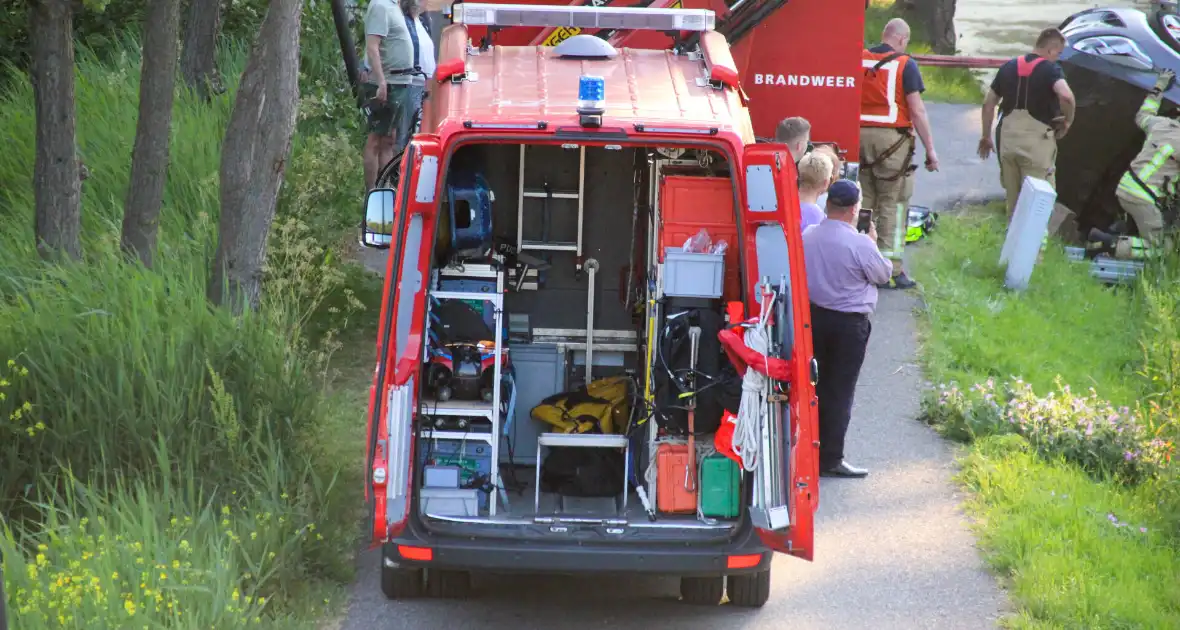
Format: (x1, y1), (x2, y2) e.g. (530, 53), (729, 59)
(1095, 68), (1180, 260)
(859, 18), (939, 290)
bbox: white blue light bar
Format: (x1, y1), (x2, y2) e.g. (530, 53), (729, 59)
(453, 3), (716, 32)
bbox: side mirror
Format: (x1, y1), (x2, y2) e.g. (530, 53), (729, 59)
(361, 188), (396, 249)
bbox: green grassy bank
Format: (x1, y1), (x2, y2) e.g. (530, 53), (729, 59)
(0, 8), (380, 629)
(910, 207), (1180, 627)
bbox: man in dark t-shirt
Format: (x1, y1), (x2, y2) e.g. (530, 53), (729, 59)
(978, 27), (1076, 218)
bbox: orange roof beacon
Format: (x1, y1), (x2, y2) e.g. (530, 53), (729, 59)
(359, 3), (820, 607)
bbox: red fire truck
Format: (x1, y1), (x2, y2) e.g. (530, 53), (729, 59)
(360, 3), (822, 608)
(446, 0), (869, 166)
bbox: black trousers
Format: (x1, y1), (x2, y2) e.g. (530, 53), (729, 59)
(810, 303), (872, 470)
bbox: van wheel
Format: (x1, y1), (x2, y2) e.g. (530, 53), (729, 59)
(727, 569), (771, 608)
(381, 565), (424, 600)
(679, 576), (724, 606)
(426, 569), (472, 599)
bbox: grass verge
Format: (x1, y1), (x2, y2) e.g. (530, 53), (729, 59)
(910, 207), (1180, 628)
(1, 6), (377, 628)
(909, 204), (1144, 403)
(960, 435), (1180, 629)
(865, 0), (982, 104)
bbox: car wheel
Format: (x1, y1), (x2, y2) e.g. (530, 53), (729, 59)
(381, 564), (424, 600)
(679, 576), (724, 606)
(425, 568), (472, 599)
(727, 569), (771, 608)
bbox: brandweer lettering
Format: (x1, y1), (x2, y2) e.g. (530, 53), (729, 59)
(754, 74), (857, 88)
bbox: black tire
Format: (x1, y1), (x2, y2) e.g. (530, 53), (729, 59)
(425, 568), (472, 599)
(679, 576), (724, 606)
(381, 564), (424, 600)
(727, 569), (771, 608)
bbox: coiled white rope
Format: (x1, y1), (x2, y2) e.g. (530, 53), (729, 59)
(732, 311), (772, 472)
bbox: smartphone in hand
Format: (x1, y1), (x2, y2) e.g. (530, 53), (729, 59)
(857, 209), (873, 233)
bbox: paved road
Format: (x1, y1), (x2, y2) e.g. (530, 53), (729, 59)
(910, 103), (1005, 214)
(341, 103), (1009, 628)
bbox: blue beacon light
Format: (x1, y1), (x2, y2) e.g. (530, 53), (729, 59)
(577, 75), (606, 116)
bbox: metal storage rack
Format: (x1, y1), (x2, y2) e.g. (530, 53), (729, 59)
(420, 263), (508, 516)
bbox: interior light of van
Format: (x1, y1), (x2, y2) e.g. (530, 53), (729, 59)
(577, 75), (606, 115)
(1071, 35), (1153, 70)
(452, 3), (716, 32)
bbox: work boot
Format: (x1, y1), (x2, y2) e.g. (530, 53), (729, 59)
(879, 273), (917, 290)
(1086, 227), (1117, 258)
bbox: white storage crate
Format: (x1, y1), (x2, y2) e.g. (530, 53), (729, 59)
(421, 487), (480, 517)
(663, 247), (724, 299)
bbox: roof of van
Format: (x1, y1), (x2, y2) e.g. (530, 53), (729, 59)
(433, 35), (755, 140)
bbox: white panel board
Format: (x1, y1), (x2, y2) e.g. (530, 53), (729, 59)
(1000, 176), (1057, 291)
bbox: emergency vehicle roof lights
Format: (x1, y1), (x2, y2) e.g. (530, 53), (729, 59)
(577, 76), (606, 114)
(452, 3), (716, 33)
(577, 75), (606, 127)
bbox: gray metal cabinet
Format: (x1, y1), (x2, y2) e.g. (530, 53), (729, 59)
(502, 343), (565, 465)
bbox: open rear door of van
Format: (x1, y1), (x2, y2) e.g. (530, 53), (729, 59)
(739, 143), (819, 561)
(366, 138), (443, 546)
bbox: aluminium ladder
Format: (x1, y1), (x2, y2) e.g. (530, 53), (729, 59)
(516, 144), (587, 270)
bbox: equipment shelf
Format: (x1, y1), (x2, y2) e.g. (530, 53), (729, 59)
(420, 430), (496, 444)
(423, 264), (508, 516)
(419, 397), (497, 417)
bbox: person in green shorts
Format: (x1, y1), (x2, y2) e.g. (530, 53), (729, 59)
(362, 0), (416, 191)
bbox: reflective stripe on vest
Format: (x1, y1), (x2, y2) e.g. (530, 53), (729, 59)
(861, 50), (912, 128)
(1119, 143), (1176, 201)
(879, 202), (907, 260)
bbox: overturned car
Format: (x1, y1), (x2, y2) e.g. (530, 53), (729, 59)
(1055, 5), (1180, 239)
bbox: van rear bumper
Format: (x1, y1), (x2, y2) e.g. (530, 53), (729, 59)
(385, 525), (772, 577)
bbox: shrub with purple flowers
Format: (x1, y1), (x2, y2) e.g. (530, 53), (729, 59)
(923, 377), (1174, 484)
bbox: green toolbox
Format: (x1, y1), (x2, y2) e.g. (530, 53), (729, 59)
(699, 453), (741, 518)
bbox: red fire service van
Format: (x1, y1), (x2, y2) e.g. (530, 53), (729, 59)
(359, 3), (820, 608)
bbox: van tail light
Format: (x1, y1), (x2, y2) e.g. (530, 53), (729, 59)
(373, 378), (417, 544)
(726, 553), (763, 569)
(397, 545), (433, 562)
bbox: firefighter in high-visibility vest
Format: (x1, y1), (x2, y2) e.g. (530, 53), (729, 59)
(1102, 68), (1180, 260)
(859, 18), (938, 290)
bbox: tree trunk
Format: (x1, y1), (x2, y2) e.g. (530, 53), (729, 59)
(207, 0), (302, 314)
(895, 0), (957, 55)
(925, 0), (957, 55)
(121, 0), (182, 268)
(29, 0), (82, 262)
(180, 0), (223, 100)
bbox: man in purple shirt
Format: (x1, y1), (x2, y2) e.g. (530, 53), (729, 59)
(803, 180), (893, 478)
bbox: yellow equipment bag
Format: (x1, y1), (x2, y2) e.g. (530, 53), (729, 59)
(530, 376), (632, 435)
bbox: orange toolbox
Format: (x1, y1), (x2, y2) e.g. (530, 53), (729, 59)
(656, 443), (697, 514)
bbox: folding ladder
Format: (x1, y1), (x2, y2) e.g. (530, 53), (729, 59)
(516, 144), (587, 270)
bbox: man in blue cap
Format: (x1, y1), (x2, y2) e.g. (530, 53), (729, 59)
(803, 179), (893, 478)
